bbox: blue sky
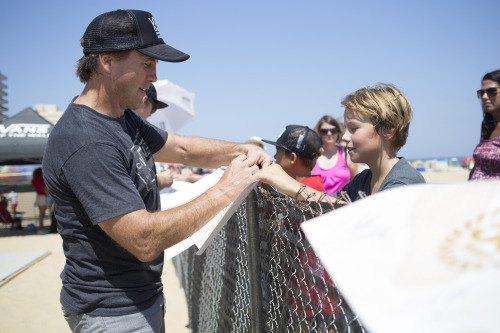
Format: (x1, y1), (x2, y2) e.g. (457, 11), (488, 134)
(1, 0), (499, 160)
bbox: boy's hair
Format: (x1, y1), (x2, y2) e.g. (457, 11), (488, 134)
(313, 115), (345, 144)
(282, 148), (323, 170)
(341, 83), (412, 152)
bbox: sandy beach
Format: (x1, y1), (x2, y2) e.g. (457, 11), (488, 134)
(0, 193), (190, 333)
(420, 169), (470, 183)
(0, 169), (467, 332)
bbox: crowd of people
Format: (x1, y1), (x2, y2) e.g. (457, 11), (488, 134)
(1, 8), (497, 333)
(256, 83), (426, 205)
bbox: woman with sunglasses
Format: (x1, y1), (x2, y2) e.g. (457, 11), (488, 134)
(312, 115), (358, 195)
(470, 69), (500, 180)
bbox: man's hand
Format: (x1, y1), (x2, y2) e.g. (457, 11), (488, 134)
(243, 144), (273, 168)
(217, 154), (260, 201)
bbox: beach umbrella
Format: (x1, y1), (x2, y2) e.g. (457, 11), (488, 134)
(462, 157), (474, 163)
(147, 80), (195, 133)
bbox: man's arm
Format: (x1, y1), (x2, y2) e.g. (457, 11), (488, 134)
(153, 133), (273, 169)
(99, 154), (259, 262)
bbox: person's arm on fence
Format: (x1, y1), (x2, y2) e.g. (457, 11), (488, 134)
(255, 164), (348, 206)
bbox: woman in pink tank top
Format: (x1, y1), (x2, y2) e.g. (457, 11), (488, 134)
(312, 115), (358, 195)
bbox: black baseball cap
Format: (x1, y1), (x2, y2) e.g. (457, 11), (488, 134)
(145, 83), (168, 109)
(263, 125), (323, 160)
(81, 9), (190, 63)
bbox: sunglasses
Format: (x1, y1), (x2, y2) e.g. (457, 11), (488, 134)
(320, 128), (339, 135)
(477, 87), (499, 99)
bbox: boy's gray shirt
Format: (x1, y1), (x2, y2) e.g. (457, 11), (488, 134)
(331, 157), (426, 202)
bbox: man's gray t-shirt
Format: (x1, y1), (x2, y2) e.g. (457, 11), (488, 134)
(332, 157), (426, 202)
(43, 104), (168, 316)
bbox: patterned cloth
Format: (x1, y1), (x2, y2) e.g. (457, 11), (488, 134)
(471, 136), (500, 180)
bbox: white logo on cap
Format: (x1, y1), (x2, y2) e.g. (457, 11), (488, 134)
(148, 17), (162, 39)
(296, 135), (304, 150)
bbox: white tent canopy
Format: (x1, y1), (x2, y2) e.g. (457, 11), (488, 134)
(147, 80), (195, 134)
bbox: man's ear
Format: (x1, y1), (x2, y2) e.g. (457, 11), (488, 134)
(289, 152), (298, 164)
(99, 54), (113, 74)
(380, 126), (395, 141)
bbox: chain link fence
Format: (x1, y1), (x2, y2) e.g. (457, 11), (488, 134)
(173, 184), (367, 333)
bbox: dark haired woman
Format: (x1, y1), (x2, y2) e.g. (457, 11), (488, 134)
(470, 70), (500, 180)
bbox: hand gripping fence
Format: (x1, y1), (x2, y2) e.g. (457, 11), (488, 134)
(172, 184), (367, 333)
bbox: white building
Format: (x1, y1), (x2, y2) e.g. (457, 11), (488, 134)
(32, 104), (63, 125)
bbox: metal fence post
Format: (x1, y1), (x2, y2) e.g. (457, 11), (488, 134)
(245, 189), (264, 333)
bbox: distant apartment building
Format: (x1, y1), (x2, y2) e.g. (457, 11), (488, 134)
(32, 104), (63, 125)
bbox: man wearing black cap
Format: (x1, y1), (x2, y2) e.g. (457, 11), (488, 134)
(262, 125), (326, 192)
(43, 9), (272, 332)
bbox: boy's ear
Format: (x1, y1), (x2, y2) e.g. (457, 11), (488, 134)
(289, 152), (298, 164)
(380, 126), (396, 141)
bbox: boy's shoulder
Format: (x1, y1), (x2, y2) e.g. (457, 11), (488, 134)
(389, 157), (426, 184)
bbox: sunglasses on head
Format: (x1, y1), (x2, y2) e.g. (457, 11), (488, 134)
(320, 128), (338, 135)
(477, 87), (499, 99)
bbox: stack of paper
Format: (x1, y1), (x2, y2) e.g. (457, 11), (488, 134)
(162, 168), (258, 259)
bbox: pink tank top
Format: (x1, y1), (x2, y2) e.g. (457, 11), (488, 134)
(312, 146), (351, 195)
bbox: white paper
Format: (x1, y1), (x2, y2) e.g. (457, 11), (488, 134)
(301, 180), (500, 333)
(194, 179), (257, 254)
(162, 168), (257, 259)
